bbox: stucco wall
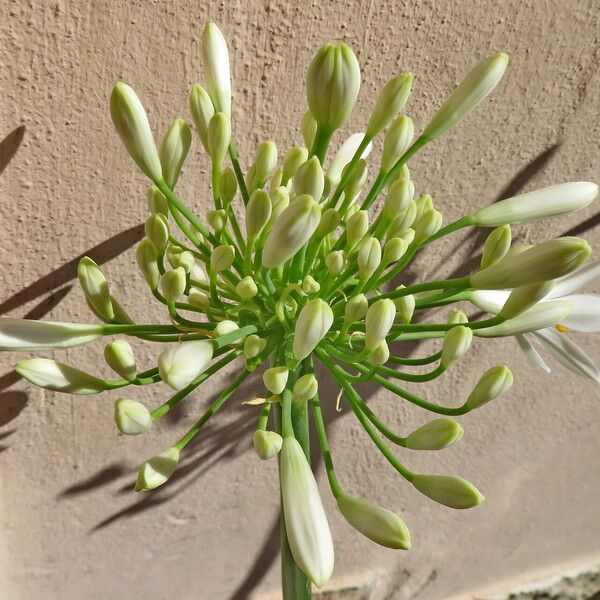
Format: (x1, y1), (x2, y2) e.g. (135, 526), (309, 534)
(0, 1), (599, 599)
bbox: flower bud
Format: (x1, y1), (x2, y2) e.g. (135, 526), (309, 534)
(342, 159), (368, 202)
(293, 156), (324, 201)
(365, 299), (396, 351)
(344, 203), (360, 219)
(448, 309), (468, 324)
(136, 239), (160, 290)
(210, 244), (235, 272)
(411, 474), (485, 509)
(381, 115), (414, 173)
(201, 22), (231, 117)
(188, 288), (209, 307)
(393, 286), (415, 324)
(325, 251), (345, 276)
(189, 83), (215, 152)
(255, 140), (278, 180)
(158, 340), (213, 390)
(145, 214), (169, 252)
(268, 186), (290, 226)
(293, 299), (334, 361)
(207, 112), (231, 166)
(262, 195), (321, 268)
(282, 146), (309, 182)
(135, 446), (180, 492)
(236, 276), (258, 301)
(397, 227), (416, 246)
(405, 418), (464, 450)
(114, 398), (152, 435)
(104, 339), (137, 381)
(366, 72), (413, 137)
(473, 182), (598, 227)
(246, 189), (272, 241)
(388, 202), (417, 236)
(344, 294), (368, 324)
(316, 208), (340, 237)
(306, 42), (361, 131)
(345, 210), (369, 249)
(465, 365), (513, 411)
(160, 267), (186, 302)
(357, 237), (382, 280)
(326, 133), (372, 187)
(220, 167), (238, 206)
(499, 281), (556, 320)
(369, 341), (390, 366)
(293, 373), (318, 402)
(168, 248), (195, 273)
(77, 257), (115, 322)
(480, 225), (511, 269)
(253, 430), (283, 460)
(15, 358), (107, 394)
(414, 208), (443, 243)
(243, 334), (267, 359)
(207, 208), (228, 232)
(470, 237), (591, 290)
(383, 178), (414, 221)
(441, 325), (473, 368)
(301, 110), (317, 149)
(147, 186), (169, 216)
(263, 366), (289, 395)
(336, 492), (411, 550)
(109, 82), (162, 181)
(214, 319), (240, 340)
(422, 53), (509, 141)
(280, 437), (334, 587)
(159, 118), (192, 188)
(415, 194), (433, 220)
(302, 275), (320, 294)
(383, 237), (407, 265)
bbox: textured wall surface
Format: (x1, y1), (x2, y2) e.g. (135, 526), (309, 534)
(0, 1), (599, 599)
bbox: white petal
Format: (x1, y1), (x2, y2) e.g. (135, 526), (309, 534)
(559, 294), (600, 332)
(470, 290), (510, 314)
(326, 133), (372, 187)
(546, 260), (600, 299)
(515, 334), (551, 373)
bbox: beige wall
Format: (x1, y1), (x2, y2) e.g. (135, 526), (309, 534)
(1, 1), (599, 598)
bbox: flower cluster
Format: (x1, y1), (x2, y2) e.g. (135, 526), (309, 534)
(1, 22), (598, 591)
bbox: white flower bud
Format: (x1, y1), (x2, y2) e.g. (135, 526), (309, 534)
(342, 159), (368, 202)
(422, 53), (509, 141)
(405, 418), (464, 450)
(414, 208), (443, 243)
(15, 358), (106, 394)
(243, 334), (266, 359)
(255, 140), (278, 180)
(383, 178), (414, 221)
(207, 208), (228, 233)
(293, 156), (324, 201)
(325, 251), (345, 276)
(0, 318), (102, 350)
(365, 299), (396, 351)
(77, 257), (115, 322)
(268, 186), (290, 227)
(207, 112), (231, 166)
(345, 210), (369, 249)
(280, 437), (334, 588)
(326, 133), (372, 187)
(366, 72), (413, 137)
(369, 341), (390, 366)
(499, 281), (556, 320)
(136, 239), (160, 290)
(302, 275), (320, 294)
(246, 189), (272, 241)
(301, 110), (317, 150)
(210, 244), (235, 272)
(415, 194), (434, 220)
(263, 366), (289, 395)
(447, 309), (468, 324)
(480, 225), (511, 269)
(344, 294), (368, 324)
(201, 22), (231, 117)
(388, 202), (417, 236)
(214, 319), (240, 339)
(160, 267), (186, 302)
(159, 118), (192, 188)
(135, 446), (180, 492)
(293, 373), (318, 402)
(357, 237), (382, 280)
(236, 276), (259, 301)
(144, 214), (169, 252)
(114, 398), (152, 435)
(253, 430), (283, 460)
(336, 492), (411, 550)
(381, 115), (414, 173)
(393, 286), (415, 325)
(187, 288), (209, 307)
(441, 325), (473, 368)
(282, 146), (309, 182)
(158, 340), (213, 390)
(109, 82), (162, 181)
(147, 186), (169, 216)
(220, 167), (238, 206)
(411, 474), (485, 509)
(168, 248), (195, 273)
(262, 195), (321, 268)
(465, 365), (513, 411)
(383, 237), (407, 265)
(104, 339), (137, 381)
(473, 182), (598, 227)
(189, 83), (215, 152)
(316, 208), (340, 237)
(293, 299), (334, 361)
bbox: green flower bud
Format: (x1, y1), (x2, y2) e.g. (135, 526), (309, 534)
(405, 418), (464, 450)
(381, 115), (414, 173)
(243, 334), (266, 359)
(220, 167), (238, 207)
(397, 227), (415, 246)
(345, 210), (369, 249)
(422, 53), (508, 141)
(145, 213), (169, 252)
(114, 398), (151, 435)
(147, 186), (169, 216)
(160, 267), (186, 302)
(270, 167), (283, 190)
(302, 275), (320, 294)
(414, 208), (443, 243)
(325, 251), (345, 276)
(214, 319), (240, 340)
(109, 82), (162, 181)
(201, 22), (231, 117)
(268, 186), (290, 227)
(293, 156), (324, 201)
(282, 146), (309, 182)
(465, 365), (513, 411)
(316, 208), (340, 237)
(15, 358), (107, 394)
(393, 286), (415, 325)
(412, 474), (485, 509)
(388, 202), (417, 236)
(366, 72), (413, 137)
(301, 110), (317, 150)
(104, 339), (137, 381)
(326, 133), (372, 187)
(0, 319), (102, 351)
(441, 325), (473, 368)
(253, 430), (283, 460)
(206, 208), (227, 233)
(383, 178), (414, 221)
(168, 248), (195, 273)
(307, 42), (361, 131)
(77, 257), (115, 322)
(383, 237), (407, 265)
(342, 158), (368, 202)
(159, 118), (192, 189)
(293, 373), (318, 402)
(135, 446), (180, 492)
(369, 341), (389, 366)
(136, 240), (160, 290)
(344, 294), (368, 324)
(207, 112), (231, 166)
(246, 189), (272, 241)
(481, 225), (512, 269)
(262, 195), (321, 269)
(158, 340), (213, 391)
(499, 280), (556, 320)
(255, 140), (278, 180)
(470, 237), (591, 290)
(187, 288), (209, 307)
(263, 366), (289, 395)
(365, 299), (396, 351)
(189, 83), (215, 152)
(336, 492), (411, 550)
(210, 244), (235, 272)
(236, 276), (259, 301)
(357, 237), (382, 280)
(293, 298), (334, 361)
(447, 309), (468, 324)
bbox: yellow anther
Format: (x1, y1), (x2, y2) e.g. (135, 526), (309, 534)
(555, 323), (569, 333)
